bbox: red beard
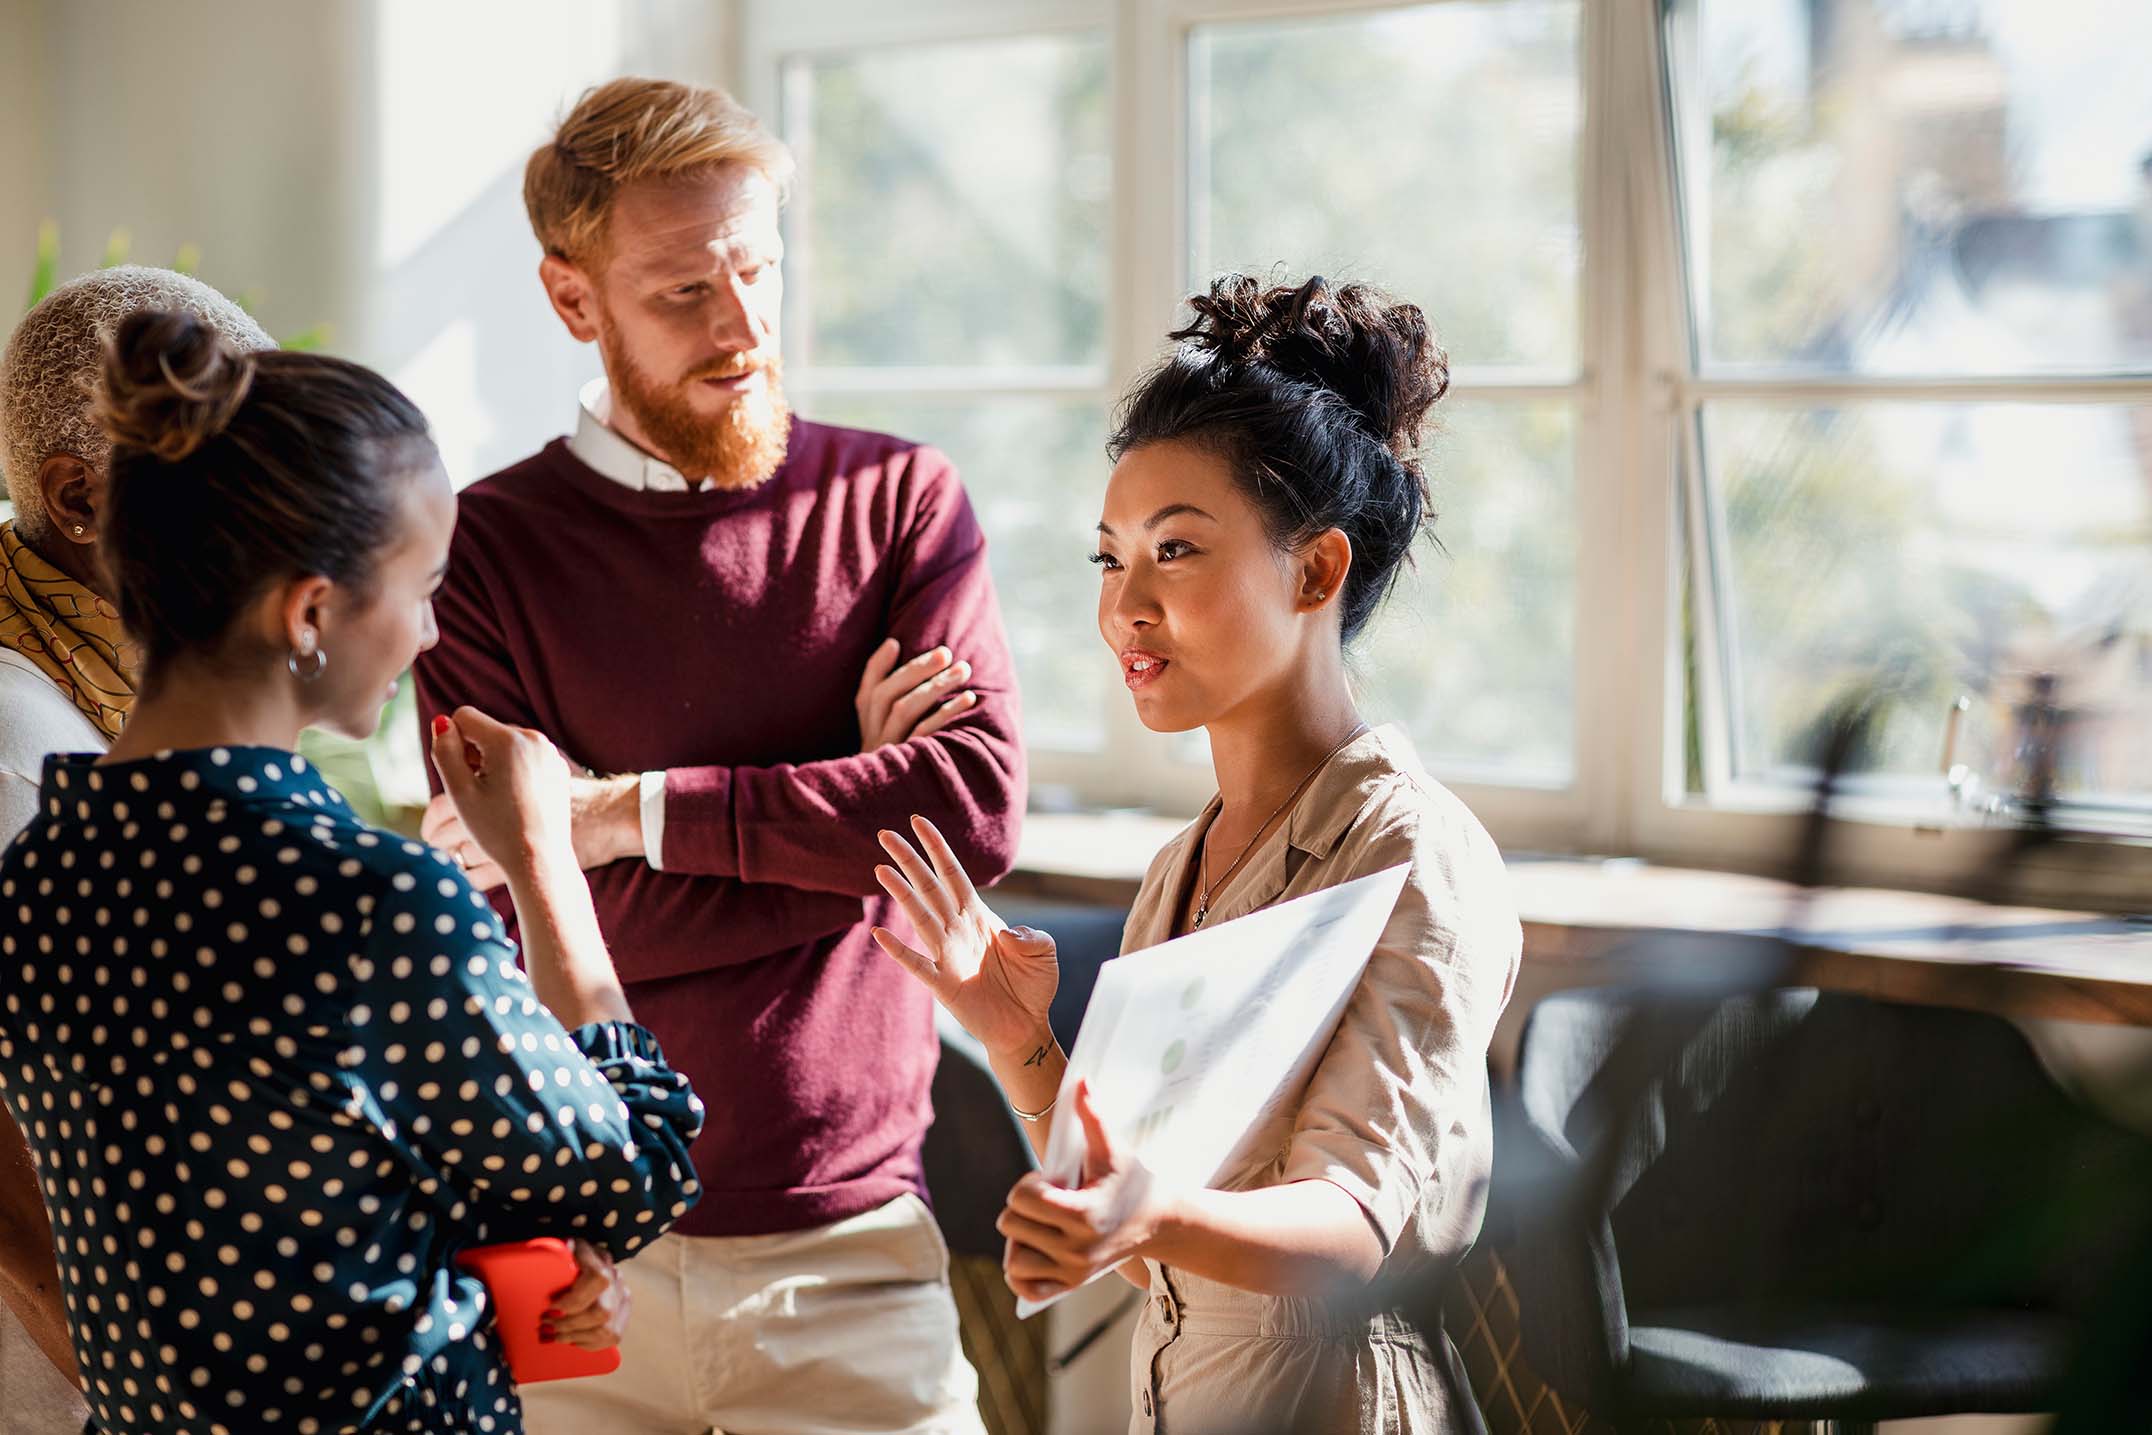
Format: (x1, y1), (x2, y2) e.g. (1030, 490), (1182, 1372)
(600, 330), (792, 490)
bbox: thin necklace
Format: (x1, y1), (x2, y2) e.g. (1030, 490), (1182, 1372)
(1192, 722), (1368, 929)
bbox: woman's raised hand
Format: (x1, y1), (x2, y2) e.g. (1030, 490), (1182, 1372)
(873, 815), (1059, 1060)
(427, 707), (576, 888)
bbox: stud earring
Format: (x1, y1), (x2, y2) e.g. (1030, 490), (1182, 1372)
(72, 525), (86, 537)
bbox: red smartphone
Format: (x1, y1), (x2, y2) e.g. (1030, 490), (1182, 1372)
(454, 1238), (621, 1383)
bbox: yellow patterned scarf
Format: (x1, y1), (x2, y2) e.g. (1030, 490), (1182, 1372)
(0, 520), (139, 742)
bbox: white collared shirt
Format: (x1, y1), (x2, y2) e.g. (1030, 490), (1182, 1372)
(566, 378), (688, 866)
(567, 378), (718, 495)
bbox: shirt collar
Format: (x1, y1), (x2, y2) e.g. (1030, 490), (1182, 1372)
(1139, 723), (1418, 946)
(569, 378), (714, 494)
(1283, 723), (1420, 863)
(36, 745), (349, 823)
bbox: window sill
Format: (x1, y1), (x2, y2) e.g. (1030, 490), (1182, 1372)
(1002, 812), (2152, 1028)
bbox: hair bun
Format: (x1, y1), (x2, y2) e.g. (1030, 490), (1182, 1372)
(1173, 274), (1450, 462)
(96, 308), (257, 463)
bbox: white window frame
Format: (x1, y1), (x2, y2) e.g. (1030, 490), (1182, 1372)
(736, 0), (2152, 909)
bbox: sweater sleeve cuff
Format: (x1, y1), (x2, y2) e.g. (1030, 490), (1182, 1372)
(658, 764), (740, 878)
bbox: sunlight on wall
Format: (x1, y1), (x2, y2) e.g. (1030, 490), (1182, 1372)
(373, 0), (626, 271)
(358, 1), (730, 484)
(393, 318), (489, 488)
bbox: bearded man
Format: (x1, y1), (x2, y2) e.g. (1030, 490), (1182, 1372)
(413, 77), (1021, 1435)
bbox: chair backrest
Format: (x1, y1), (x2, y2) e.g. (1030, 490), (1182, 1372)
(922, 1010), (1039, 1259)
(1517, 984), (2132, 1316)
(919, 898), (1130, 1258)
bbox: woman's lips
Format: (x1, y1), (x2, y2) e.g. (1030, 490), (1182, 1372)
(1122, 651), (1170, 691)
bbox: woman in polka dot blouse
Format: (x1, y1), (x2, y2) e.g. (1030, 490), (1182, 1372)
(0, 311), (705, 1435)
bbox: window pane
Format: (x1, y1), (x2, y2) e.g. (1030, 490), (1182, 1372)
(801, 394), (1112, 754)
(1706, 401), (2152, 809)
(780, 36), (1109, 368)
(1672, 0), (2152, 375)
(1357, 401), (1577, 783)
(1189, 1), (1581, 371)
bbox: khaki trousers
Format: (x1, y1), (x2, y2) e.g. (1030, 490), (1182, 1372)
(518, 1194), (985, 1435)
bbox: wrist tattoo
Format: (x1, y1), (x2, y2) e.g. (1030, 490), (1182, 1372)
(1023, 1043), (1051, 1068)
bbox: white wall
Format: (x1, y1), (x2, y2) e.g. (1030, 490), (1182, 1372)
(11, 0), (735, 488)
(0, 0), (49, 316)
(33, 0), (371, 347)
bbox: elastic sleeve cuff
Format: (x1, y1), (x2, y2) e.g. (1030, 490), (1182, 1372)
(639, 770), (668, 872)
(566, 1019), (672, 1068)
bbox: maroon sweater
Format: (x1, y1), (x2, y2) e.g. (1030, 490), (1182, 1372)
(414, 421), (1025, 1237)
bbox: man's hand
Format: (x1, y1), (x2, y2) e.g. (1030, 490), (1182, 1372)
(855, 639), (977, 751)
(423, 768), (643, 892)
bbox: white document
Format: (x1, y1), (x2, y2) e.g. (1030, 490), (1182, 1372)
(1016, 862), (1411, 1318)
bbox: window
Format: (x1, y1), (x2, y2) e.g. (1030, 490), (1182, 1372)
(1667, 0), (2152, 835)
(745, 0), (2152, 900)
(772, 28), (1114, 756)
(1186, 2), (1583, 785)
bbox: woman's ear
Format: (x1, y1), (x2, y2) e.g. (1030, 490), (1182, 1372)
(272, 575), (338, 658)
(37, 454), (102, 541)
(1299, 529), (1353, 612)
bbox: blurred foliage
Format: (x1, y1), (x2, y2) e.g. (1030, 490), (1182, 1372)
(21, 220), (330, 349)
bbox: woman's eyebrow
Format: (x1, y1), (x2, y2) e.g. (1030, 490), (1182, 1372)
(1096, 504), (1218, 538)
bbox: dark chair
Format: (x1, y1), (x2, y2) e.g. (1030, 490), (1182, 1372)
(1497, 984), (2152, 1433)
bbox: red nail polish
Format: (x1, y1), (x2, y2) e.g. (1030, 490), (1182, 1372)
(432, 715), (452, 736)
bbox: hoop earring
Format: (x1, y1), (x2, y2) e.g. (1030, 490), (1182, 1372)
(287, 647), (329, 682)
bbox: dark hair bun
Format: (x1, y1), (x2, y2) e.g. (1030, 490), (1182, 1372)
(1173, 274), (1449, 463)
(96, 309), (257, 463)
(1113, 273), (1453, 643)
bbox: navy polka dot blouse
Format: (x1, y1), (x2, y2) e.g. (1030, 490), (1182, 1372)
(0, 747), (705, 1434)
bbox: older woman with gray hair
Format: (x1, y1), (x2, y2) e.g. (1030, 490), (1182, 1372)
(1, 266), (274, 827)
(0, 265), (270, 1431)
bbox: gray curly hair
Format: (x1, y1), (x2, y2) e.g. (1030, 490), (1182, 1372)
(2, 265), (273, 542)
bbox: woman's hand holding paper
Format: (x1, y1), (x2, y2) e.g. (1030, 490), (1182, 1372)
(999, 1079), (1170, 1302)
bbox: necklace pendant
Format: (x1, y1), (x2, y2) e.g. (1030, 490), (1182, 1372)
(1192, 905), (1207, 929)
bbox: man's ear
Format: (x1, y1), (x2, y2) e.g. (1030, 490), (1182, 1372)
(539, 255), (603, 344)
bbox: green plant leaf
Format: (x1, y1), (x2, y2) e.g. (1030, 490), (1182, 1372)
(25, 220), (59, 311)
(17, 224), (329, 352)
